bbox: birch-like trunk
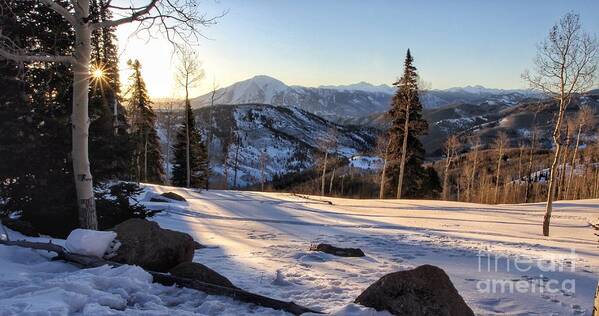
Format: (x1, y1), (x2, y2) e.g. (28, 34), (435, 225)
(525, 130), (537, 203)
(144, 132), (148, 182)
(329, 166), (336, 194)
(468, 146), (479, 202)
(494, 147), (503, 204)
(442, 151), (453, 200)
(72, 2), (97, 229)
(543, 98), (567, 236)
(566, 125), (582, 199)
(321, 151), (328, 196)
(379, 158), (388, 199)
(396, 102), (411, 199)
(233, 137), (240, 189)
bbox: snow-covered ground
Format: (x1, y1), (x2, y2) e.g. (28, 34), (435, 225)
(2, 185), (598, 315)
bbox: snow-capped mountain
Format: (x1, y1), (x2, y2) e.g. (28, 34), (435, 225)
(191, 75), (543, 120)
(194, 103), (376, 187)
(191, 75), (391, 121)
(319, 81), (395, 94)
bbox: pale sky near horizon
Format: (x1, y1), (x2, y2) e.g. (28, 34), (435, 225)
(114, 0), (599, 99)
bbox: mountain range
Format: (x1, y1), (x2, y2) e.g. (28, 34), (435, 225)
(190, 75), (542, 120)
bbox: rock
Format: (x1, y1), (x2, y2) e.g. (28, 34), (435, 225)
(160, 192), (186, 201)
(2, 218), (39, 237)
(355, 265), (474, 316)
(109, 219), (196, 272)
(170, 262), (237, 289)
(310, 243), (365, 257)
(193, 241), (204, 250)
(149, 197), (170, 203)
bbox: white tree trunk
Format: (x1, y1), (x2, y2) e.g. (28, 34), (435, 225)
(321, 151), (328, 196)
(397, 103), (411, 199)
(72, 3), (97, 229)
(329, 167), (336, 194)
(443, 152), (453, 200)
(566, 126), (582, 199)
(494, 147), (503, 204)
(468, 146), (479, 203)
(544, 98), (567, 236)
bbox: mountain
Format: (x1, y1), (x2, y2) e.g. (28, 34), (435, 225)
(191, 75), (543, 120)
(319, 81), (395, 94)
(191, 75), (391, 121)
(193, 104), (376, 187)
(350, 92), (599, 157)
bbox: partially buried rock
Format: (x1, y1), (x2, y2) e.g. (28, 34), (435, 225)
(109, 218), (196, 272)
(160, 191), (186, 201)
(170, 262), (237, 289)
(311, 243), (365, 257)
(355, 265), (474, 316)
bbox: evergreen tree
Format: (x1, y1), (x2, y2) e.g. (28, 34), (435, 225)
(384, 50), (439, 198)
(88, 0), (133, 181)
(0, 0), (79, 237)
(126, 59), (164, 183)
(171, 103), (210, 188)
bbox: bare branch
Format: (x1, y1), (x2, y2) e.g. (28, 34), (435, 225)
(91, 0), (159, 29)
(0, 49), (74, 63)
(0, 32), (74, 64)
(39, 0), (76, 25)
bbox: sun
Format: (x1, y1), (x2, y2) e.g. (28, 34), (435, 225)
(92, 68), (105, 79)
(90, 63), (108, 89)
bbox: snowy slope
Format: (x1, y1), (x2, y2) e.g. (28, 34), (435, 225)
(143, 186), (598, 315)
(1, 187), (598, 315)
(195, 104), (376, 187)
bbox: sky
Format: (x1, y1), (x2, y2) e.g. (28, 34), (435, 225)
(115, 0), (599, 99)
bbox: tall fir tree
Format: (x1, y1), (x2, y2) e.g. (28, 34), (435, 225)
(385, 50), (440, 198)
(126, 59), (164, 183)
(88, 0), (133, 182)
(171, 102), (210, 188)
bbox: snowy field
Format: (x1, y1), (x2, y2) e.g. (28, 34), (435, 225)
(1, 185), (598, 315)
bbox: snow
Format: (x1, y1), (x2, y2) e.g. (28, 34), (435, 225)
(65, 229), (117, 258)
(349, 156), (383, 170)
(1, 185), (598, 315)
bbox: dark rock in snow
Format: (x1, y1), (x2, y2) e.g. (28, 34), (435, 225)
(109, 218), (195, 272)
(149, 197), (170, 203)
(193, 241), (204, 250)
(3, 218), (39, 237)
(160, 192), (186, 201)
(170, 262), (238, 289)
(310, 243), (365, 257)
(355, 265), (474, 316)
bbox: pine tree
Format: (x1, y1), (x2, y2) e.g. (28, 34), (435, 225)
(384, 49), (435, 198)
(171, 103), (210, 188)
(88, 0), (133, 182)
(126, 59), (164, 183)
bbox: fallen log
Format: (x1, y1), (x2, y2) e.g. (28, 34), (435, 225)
(0, 239), (322, 315)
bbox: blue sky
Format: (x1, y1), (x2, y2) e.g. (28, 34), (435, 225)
(116, 0), (599, 97)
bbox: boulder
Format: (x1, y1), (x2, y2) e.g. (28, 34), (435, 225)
(170, 262), (237, 289)
(355, 265), (474, 316)
(109, 219), (196, 272)
(311, 243), (365, 257)
(160, 192), (186, 201)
